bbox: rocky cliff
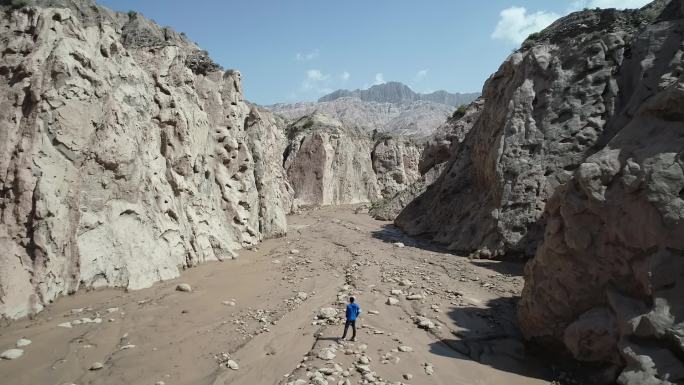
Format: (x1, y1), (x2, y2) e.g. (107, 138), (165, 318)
(282, 113), (422, 207)
(0, 1), (293, 319)
(520, 1), (684, 384)
(395, 4), (665, 258)
(369, 99), (484, 220)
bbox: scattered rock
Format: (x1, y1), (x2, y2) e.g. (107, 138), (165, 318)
(406, 294), (423, 300)
(386, 297), (399, 306)
(90, 362), (104, 370)
(16, 338), (31, 347)
(226, 360), (239, 370)
(424, 363), (434, 375)
(317, 348), (336, 361)
(415, 316), (436, 330)
(176, 283), (192, 292)
(0, 349), (23, 360)
(403, 373), (413, 380)
(393, 242), (405, 248)
(318, 307), (338, 319)
(398, 345), (413, 352)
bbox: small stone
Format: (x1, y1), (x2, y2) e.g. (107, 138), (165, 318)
(16, 338), (32, 347)
(398, 345), (413, 352)
(222, 300), (236, 306)
(155, 382), (166, 385)
(399, 279), (413, 287)
(226, 359), (239, 370)
(90, 362), (104, 370)
(368, 310), (379, 315)
(0, 349), (23, 360)
(106, 307), (119, 313)
(176, 283), (192, 292)
(406, 294), (424, 300)
(296, 292), (308, 300)
(290, 249), (300, 255)
(415, 316), (435, 330)
(424, 363), (434, 375)
(318, 307), (338, 319)
(120, 344), (136, 350)
(386, 297), (399, 305)
(403, 373), (413, 380)
(317, 348), (336, 360)
(58, 322), (72, 328)
(390, 289), (403, 296)
(393, 242), (405, 248)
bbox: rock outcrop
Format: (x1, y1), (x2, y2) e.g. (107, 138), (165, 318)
(283, 113), (422, 207)
(370, 99), (483, 220)
(520, 1), (684, 384)
(0, 1), (293, 319)
(395, 4), (662, 258)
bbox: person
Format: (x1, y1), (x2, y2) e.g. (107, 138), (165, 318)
(341, 297), (361, 341)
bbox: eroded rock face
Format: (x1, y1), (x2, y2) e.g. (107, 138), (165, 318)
(282, 113), (422, 207)
(396, 6), (657, 258)
(520, 1), (684, 384)
(0, 2), (292, 319)
(369, 99), (483, 221)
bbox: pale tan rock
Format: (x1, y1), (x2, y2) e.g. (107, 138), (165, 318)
(0, 2), (292, 319)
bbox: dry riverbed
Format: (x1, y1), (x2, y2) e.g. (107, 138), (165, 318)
(1, 206), (555, 385)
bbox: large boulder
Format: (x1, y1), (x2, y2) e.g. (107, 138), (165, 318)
(0, 2), (293, 319)
(520, 1), (684, 383)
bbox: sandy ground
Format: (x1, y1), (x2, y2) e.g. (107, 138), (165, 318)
(0, 206), (555, 385)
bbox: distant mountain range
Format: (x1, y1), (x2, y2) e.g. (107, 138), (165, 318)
(318, 82), (480, 107)
(267, 82), (480, 137)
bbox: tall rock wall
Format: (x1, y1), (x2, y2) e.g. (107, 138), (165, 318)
(396, 6), (658, 258)
(520, 1), (684, 384)
(0, 2), (293, 319)
(282, 113), (423, 207)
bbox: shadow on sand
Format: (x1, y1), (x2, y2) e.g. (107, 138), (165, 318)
(428, 296), (554, 382)
(372, 223), (529, 277)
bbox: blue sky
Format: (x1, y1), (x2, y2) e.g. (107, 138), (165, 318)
(99, 0), (651, 105)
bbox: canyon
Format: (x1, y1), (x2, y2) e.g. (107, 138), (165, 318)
(1, 0), (683, 384)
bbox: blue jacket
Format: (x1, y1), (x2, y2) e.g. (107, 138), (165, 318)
(346, 303), (361, 321)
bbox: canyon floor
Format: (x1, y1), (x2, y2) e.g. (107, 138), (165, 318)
(0, 206), (557, 385)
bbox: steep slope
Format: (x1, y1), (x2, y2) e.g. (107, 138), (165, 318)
(395, 5), (660, 258)
(283, 113), (422, 206)
(520, 1), (684, 384)
(0, 1), (293, 319)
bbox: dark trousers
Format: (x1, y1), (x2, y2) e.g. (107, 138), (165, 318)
(342, 319), (356, 339)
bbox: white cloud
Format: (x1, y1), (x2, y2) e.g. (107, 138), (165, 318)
(301, 69), (333, 94)
(295, 50), (319, 61)
(373, 73), (385, 85)
(341, 71), (350, 81)
(491, 6), (559, 44)
(416, 69), (428, 81)
(570, 0), (650, 10)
